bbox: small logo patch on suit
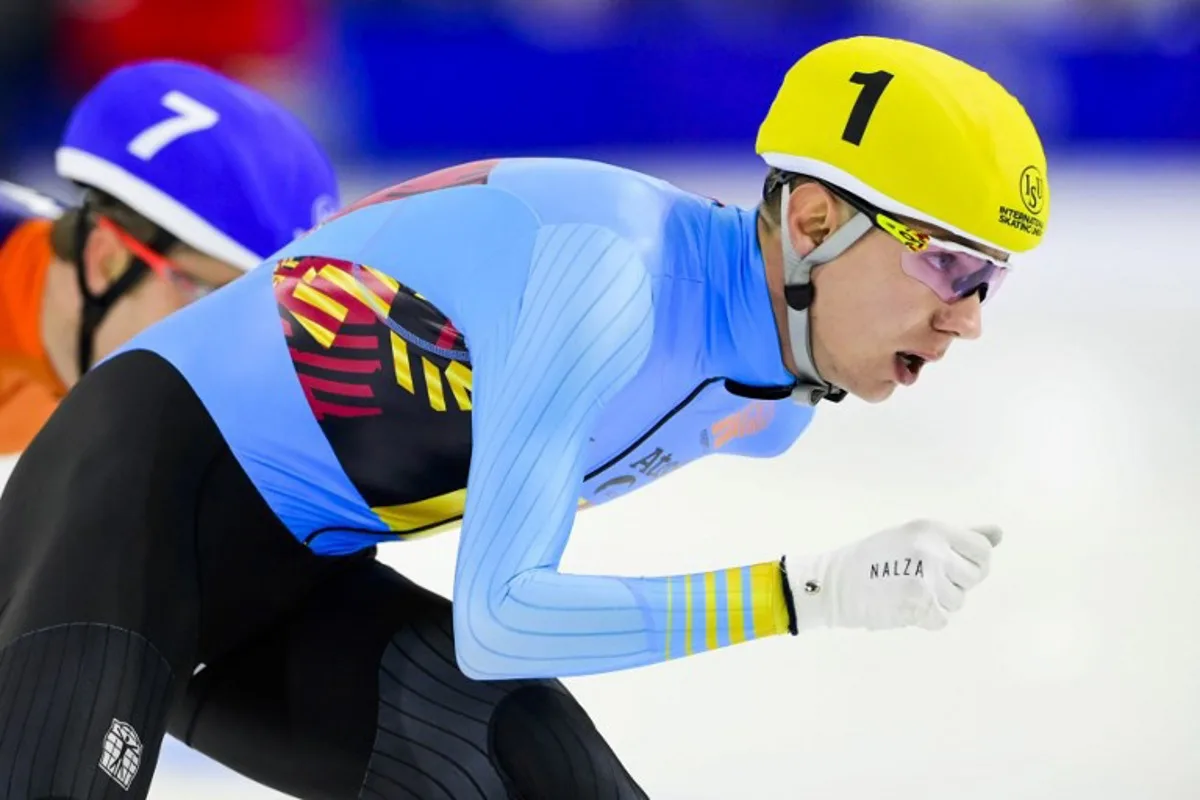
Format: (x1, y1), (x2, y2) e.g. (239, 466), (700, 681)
(99, 718), (143, 790)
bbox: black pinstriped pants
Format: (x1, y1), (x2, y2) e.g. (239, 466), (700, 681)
(0, 350), (647, 799)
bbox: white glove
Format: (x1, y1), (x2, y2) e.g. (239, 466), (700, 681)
(786, 520), (1003, 632)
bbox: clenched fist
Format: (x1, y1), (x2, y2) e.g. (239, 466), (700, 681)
(787, 520), (1003, 632)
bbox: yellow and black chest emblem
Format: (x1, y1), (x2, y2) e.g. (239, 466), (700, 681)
(273, 256), (472, 538)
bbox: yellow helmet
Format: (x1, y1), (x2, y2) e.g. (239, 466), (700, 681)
(756, 36), (1048, 254)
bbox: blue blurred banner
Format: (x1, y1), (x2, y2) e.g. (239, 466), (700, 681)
(325, 1), (1200, 158)
(3, 0), (1198, 176)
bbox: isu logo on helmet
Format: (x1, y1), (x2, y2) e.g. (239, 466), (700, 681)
(1019, 165), (1046, 215)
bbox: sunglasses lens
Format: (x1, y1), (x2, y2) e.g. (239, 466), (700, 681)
(900, 246), (1007, 304)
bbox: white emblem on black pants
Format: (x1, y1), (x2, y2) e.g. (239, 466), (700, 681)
(99, 718), (143, 790)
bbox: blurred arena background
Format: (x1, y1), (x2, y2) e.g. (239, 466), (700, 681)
(1, 0), (1198, 797)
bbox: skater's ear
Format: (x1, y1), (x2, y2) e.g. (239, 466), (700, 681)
(781, 180), (853, 256)
(79, 214), (136, 294)
(758, 169), (853, 255)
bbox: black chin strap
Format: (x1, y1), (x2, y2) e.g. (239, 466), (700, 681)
(72, 205), (176, 375)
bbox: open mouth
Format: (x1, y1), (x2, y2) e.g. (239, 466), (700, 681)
(895, 352), (926, 385)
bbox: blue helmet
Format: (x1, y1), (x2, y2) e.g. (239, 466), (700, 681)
(55, 59), (339, 270)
